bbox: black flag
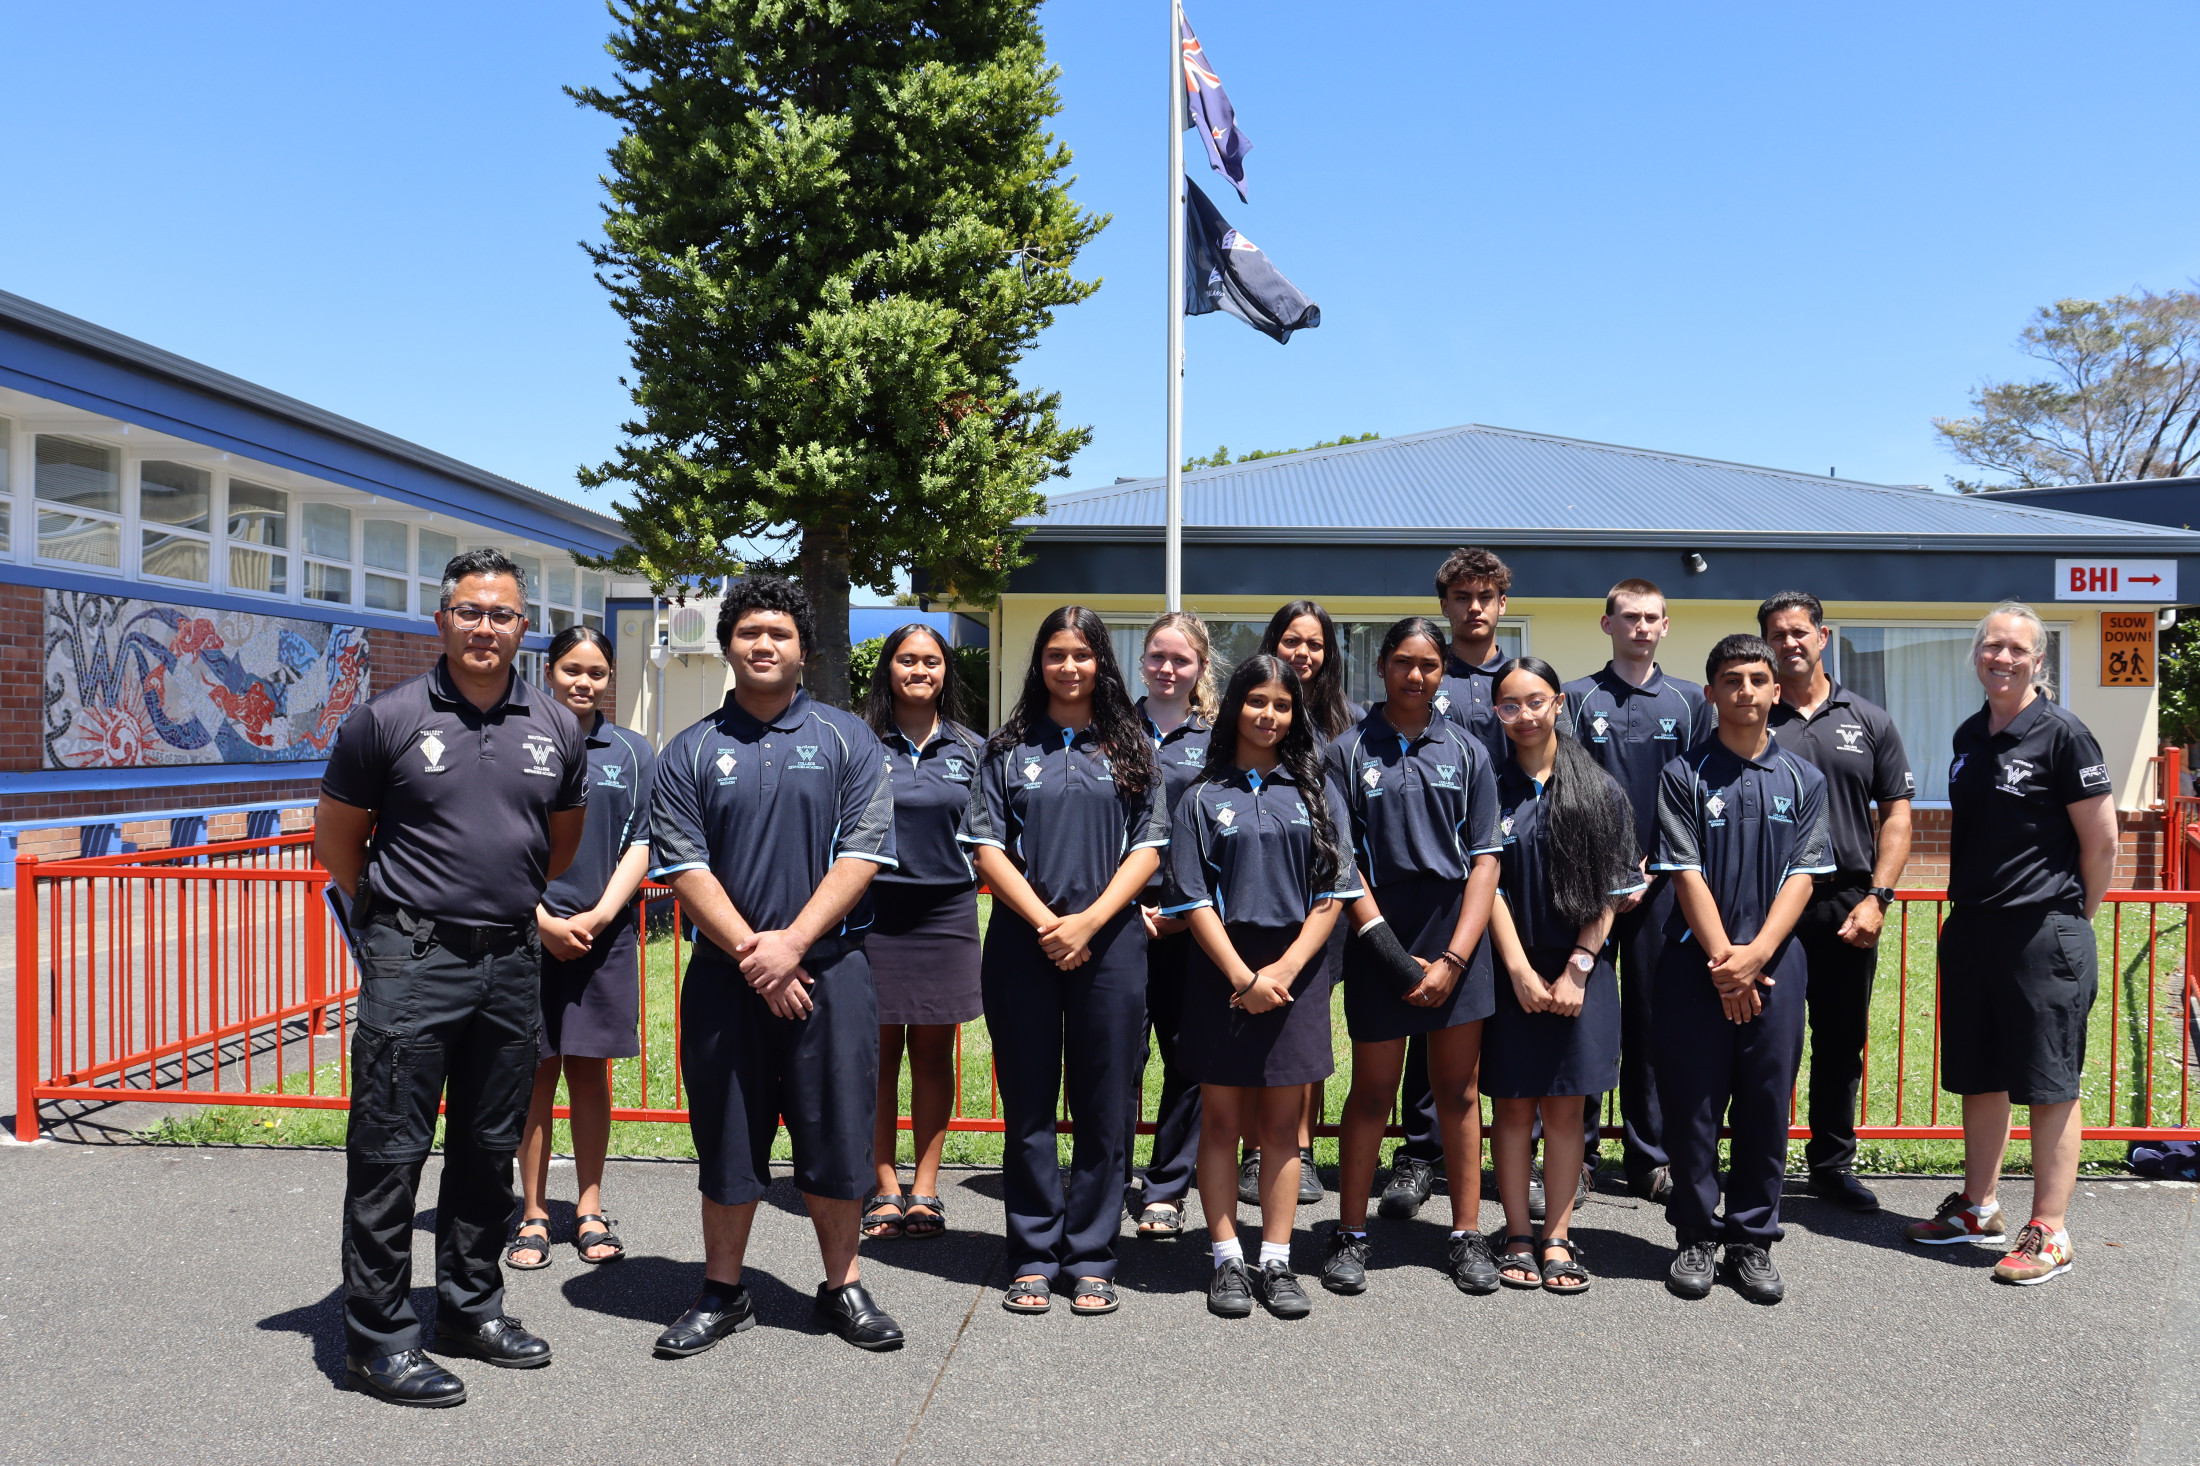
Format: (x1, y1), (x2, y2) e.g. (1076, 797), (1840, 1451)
(1183, 177), (1320, 344)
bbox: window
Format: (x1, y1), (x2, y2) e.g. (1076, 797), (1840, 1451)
(1829, 622), (2068, 801)
(509, 553), (544, 627)
(362, 519), (409, 613)
(417, 528), (457, 614)
(139, 460), (212, 583)
(0, 417), (11, 553)
(1109, 614), (1527, 706)
(226, 479), (289, 595)
(301, 503), (353, 604)
(580, 571), (605, 632)
(35, 436), (121, 568)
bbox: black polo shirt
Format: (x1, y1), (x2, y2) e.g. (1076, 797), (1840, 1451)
(541, 714), (657, 920)
(1561, 663), (1711, 857)
(874, 720), (983, 888)
(1162, 763), (1363, 926)
(1948, 695), (2112, 909)
(1769, 679), (1913, 878)
(1324, 704), (1501, 889)
(650, 690), (897, 936)
(321, 657), (589, 927)
(1435, 650), (1508, 766)
(1652, 739), (1834, 945)
(1495, 759), (1648, 948)
(959, 717), (1170, 912)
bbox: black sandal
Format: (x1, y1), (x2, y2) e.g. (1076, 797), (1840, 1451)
(1137, 1201), (1185, 1239)
(1540, 1236), (1591, 1294)
(1496, 1234), (1541, 1290)
(574, 1213), (626, 1264)
(1001, 1276), (1052, 1314)
(506, 1218), (553, 1271)
(902, 1195), (947, 1238)
(861, 1193), (907, 1241)
(1068, 1277), (1119, 1316)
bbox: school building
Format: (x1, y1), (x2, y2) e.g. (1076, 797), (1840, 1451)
(976, 423), (2200, 886)
(0, 290), (629, 877)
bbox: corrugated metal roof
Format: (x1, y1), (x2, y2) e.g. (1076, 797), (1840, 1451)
(1024, 423), (2200, 551)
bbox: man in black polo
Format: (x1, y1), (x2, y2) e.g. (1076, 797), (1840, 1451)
(1760, 591), (1913, 1213)
(316, 549), (589, 1408)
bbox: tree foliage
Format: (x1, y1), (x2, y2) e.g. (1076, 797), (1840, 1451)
(1935, 290), (2200, 492)
(570, 1), (1104, 704)
(2158, 618), (2200, 748)
(1181, 431), (1379, 471)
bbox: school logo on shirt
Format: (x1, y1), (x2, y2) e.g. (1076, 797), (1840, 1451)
(1500, 812), (1516, 841)
(1022, 759), (1044, 786)
(943, 756), (969, 782)
(523, 736), (560, 777)
(1293, 800), (1311, 825)
(1771, 794), (1794, 823)
(1705, 792), (1727, 827)
(788, 744), (825, 770)
(1656, 717), (1678, 740)
(1835, 724), (1866, 754)
(1902, 771), (1915, 793)
(1360, 760), (1384, 795)
(418, 730), (447, 773)
(1433, 763), (1461, 790)
(599, 763), (625, 789)
(1433, 693), (1452, 715)
(1215, 802), (1239, 832)
(1996, 757), (2034, 796)
(2079, 763), (2111, 792)
(714, 751), (738, 783)
(1590, 713), (1611, 742)
(1180, 746), (1206, 766)
(1949, 754), (1968, 782)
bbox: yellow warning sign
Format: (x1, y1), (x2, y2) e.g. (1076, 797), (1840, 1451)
(2100, 612), (2156, 687)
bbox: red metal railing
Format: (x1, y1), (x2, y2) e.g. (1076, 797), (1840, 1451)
(14, 837), (2200, 1145)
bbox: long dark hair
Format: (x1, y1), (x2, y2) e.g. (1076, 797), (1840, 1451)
(1259, 599), (1352, 740)
(989, 605), (1154, 797)
(1201, 654), (1344, 895)
(1493, 656), (1640, 929)
(862, 623), (974, 748)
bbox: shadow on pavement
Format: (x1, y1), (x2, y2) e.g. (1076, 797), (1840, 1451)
(257, 1283), (437, 1385)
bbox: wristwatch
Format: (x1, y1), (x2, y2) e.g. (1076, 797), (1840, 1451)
(1867, 887), (1896, 908)
(1567, 947), (1595, 975)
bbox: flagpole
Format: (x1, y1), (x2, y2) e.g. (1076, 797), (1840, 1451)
(1165, 0), (1185, 613)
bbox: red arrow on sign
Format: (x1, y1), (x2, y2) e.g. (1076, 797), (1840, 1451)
(2131, 574), (2163, 584)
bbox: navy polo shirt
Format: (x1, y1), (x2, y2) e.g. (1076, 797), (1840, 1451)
(1948, 695), (2112, 909)
(1141, 700), (1216, 817)
(874, 720), (984, 888)
(1324, 704), (1502, 889)
(1562, 663), (1712, 857)
(1495, 759), (1648, 948)
(1769, 680), (1913, 877)
(321, 657), (590, 927)
(541, 714), (657, 919)
(1653, 740), (1833, 945)
(1162, 764), (1364, 926)
(1435, 651), (1508, 766)
(959, 718), (1170, 912)
(650, 690), (897, 937)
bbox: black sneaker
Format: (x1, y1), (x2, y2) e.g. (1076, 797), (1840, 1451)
(1666, 1240), (1717, 1299)
(1378, 1154), (1437, 1219)
(1320, 1229), (1370, 1295)
(1807, 1169), (1880, 1213)
(1207, 1258), (1256, 1318)
(1447, 1231), (1500, 1295)
(1258, 1260), (1313, 1319)
(1296, 1147), (1324, 1204)
(1528, 1163), (1547, 1223)
(1723, 1243), (1785, 1305)
(1237, 1153), (1262, 1207)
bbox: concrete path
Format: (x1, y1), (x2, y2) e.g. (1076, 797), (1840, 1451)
(0, 1143), (2190, 1465)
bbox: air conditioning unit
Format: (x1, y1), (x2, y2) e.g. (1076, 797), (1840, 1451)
(663, 598), (723, 655)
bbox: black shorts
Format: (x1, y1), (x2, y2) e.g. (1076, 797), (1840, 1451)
(679, 940), (879, 1206)
(1938, 904), (2097, 1106)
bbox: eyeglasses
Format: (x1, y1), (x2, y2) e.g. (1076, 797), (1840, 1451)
(1494, 694), (1557, 722)
(445, 605), (525, 629)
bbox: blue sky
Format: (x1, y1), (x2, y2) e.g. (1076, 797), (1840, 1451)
(6, 1), (2198, 522)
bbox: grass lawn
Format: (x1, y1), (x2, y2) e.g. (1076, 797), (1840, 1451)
(144, 896), (2195, 1177)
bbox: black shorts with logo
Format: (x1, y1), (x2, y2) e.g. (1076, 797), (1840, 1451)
(1938, 903), (2097, 1106)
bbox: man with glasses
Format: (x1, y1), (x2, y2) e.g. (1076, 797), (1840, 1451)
(316, 549), (590, 1407)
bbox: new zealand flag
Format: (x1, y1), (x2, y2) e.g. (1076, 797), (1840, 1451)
(1180, 9), (1251, 202)
(1184, 177), (1320, 344)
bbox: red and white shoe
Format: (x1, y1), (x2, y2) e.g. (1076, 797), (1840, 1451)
(1903, 1191), (2008, 1246)
(1993, 1221), (2074, 1285)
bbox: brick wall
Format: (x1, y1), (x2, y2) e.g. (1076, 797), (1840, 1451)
(367, 625), (442, 693)
(1895, 806), (2164, 890)
(0, 584), (44, 770)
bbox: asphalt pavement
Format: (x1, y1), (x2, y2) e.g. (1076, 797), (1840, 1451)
(0, 1141), (2190, 1465)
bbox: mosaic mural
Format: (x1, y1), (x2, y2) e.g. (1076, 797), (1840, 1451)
(43, 590), (370, 769)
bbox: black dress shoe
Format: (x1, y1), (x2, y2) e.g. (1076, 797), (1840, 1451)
(1296, 1147), (1324, 1204)
(1666, 1240), (1717, 1300)
(1378, 1154), (1437, 1219)
(1808, 1169), (1880, 1212)
(432, 1313), (551, 1369)
(654, 1288), (757, 1357)
(1723, 1243), (1785, 1304)
(1237, 1152), (1262, 1206)
(1528, 1162), (1547, 1222)
(345, 1349), (467, 1407)
(1447, 1231), (1500, 1295)
(814, 1281), (905, 1351)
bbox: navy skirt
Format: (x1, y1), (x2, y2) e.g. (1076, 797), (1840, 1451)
(540, 915), (642, 1059)
(1342, 875), (1495, 1043)
(868, 882), (983, 1026)
(1182, 924), (1337, 1087)
(1481, 944), (1621, 1099)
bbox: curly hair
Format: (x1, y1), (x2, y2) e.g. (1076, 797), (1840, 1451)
(1200, 654), (1344, 895)
(1434, 546), (1512, 600)
(989, 605), (1154, 796)
(715, 575), (816, 657)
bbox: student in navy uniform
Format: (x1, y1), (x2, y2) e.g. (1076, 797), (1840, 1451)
(1652, 634), (1833, 1306)
(1125, 611), (1217, 1241)
(648, 576), (905, 1355)
(1320, 617), (1505, 1299)
(1483, 657), (1642, 1294)
(1562, 578), (1712, 1203)
(510, 626), (656, 1272)
(859, 624), (985, 1243)
(314, 548), (589, 1407)
(1760, 590), (1915, 1214)
(1902, 603), (2116, 1286)
(963, 606), (1169, 1318)
(1166, 655), (1363, 1319)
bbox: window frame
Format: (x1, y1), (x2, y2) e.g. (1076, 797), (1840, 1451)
(135, 457), (216, 588)
(32, 433), (125, 574)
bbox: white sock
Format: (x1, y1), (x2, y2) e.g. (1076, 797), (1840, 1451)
(1449, 1229), (1468, 1239)
(1259, 1240), (1290, 1269)
(1338, 1227), (1367, 1239)
(1212, 1237), (1244, 1269)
